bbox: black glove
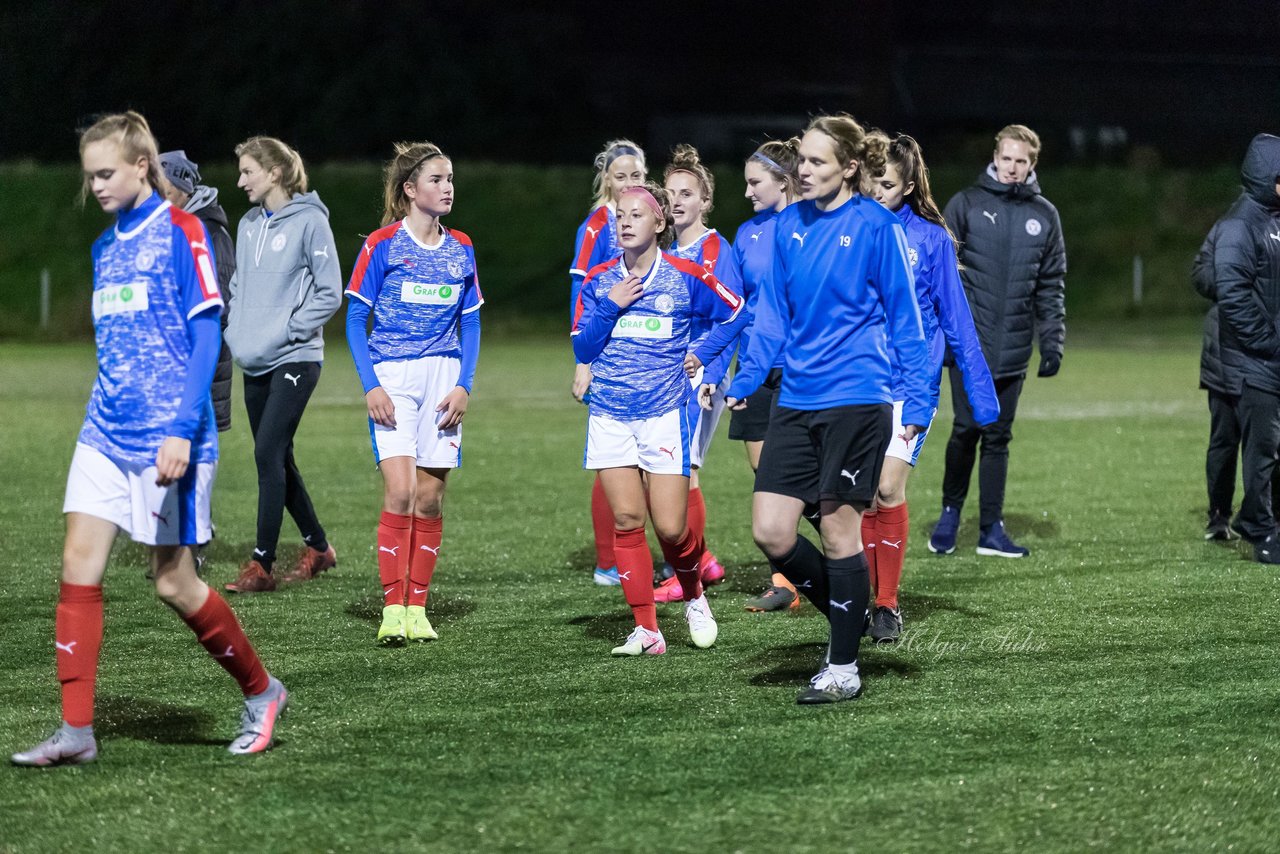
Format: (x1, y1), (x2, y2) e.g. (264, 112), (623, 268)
(1037, 353), (1061, 378)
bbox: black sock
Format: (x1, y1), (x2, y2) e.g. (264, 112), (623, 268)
(253, 547), (276, 574)
(303, 531), (329, 553)
(825, 552), (870, 666)
(774, 537), (829, 616)
(801, 502), (822, 535)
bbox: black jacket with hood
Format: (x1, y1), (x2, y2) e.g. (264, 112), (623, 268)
(1214, 134), (1280, 395)
(943, 165), (1067, 379)
(185, 186), (236, 432)
(1192, 197), (1248, 396)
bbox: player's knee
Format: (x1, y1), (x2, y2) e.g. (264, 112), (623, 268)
(652, 519), (686, 544)
(612, 510), (646, 530)
(415, 496), (443, 518)
(877, 485), (905, 507)
(753, 519), (793, 560)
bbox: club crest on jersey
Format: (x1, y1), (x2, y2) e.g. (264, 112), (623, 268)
(908, 247), (919, 267)
(271, 233), (287, 252)
(654, 293), (675, 314)
(1025, 218), (1042, 236)
(447, 260), (463, 279)
(134, 248), (156, 271)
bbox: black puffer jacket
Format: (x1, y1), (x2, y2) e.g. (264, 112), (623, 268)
(1214, 134), (1280, 394)
(1192, 200), (1247, 395)
(187, 187), (236, 432)
(943, 165), (1066, 379)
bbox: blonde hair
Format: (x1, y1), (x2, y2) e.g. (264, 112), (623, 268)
(77, 111), (166, 205)
(663, 143), (715, 220)
(805, 114), (889, 191)
(235, 135), (309, 196)
(591, 138), (646, 208)
(994, 124), (1041, 163)
(381, 141), (448, 226)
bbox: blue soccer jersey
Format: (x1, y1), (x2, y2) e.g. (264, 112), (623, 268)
(725, 195), (932, 427)
(667, 228), (742, 386)
(345, 221), (483, 363)
(569, 206), (618, 325)
(80, 193), (223, 466)
(732, 208), (788, 372)
(572, 253), (744, 420)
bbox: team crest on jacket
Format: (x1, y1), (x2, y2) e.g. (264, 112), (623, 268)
(447, 260), (463, 279)
(271, 233), (287, 251)
(908, 248), (919, 267)
(655, 293), (675, 314)
(1025, 218), (1042, 236)
(134, 248), (156, 271)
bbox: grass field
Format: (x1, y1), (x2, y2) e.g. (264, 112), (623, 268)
(2, 323), (1278, 853)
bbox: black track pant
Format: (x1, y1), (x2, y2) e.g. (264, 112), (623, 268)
(1205, 389), (1240, 518)
(1236, 384), (1280, 542)
(940, 368), (1024, 528)
(242, 361), (327, 569)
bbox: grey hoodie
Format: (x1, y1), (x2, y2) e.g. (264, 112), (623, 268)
(225, 192), (343, 376)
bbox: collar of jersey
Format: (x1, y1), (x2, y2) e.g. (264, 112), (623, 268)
(400, 218), (447, 251)
(115, 194), (171, 241)
(674, 227), (717, 253)
(619, 254), (662, 288)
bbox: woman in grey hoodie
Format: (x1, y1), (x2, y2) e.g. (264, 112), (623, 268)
(223, 136), (341, 592)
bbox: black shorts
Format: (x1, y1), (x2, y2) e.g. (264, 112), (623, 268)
(728, 367), (783, 442)
(754, 403), (892, 506)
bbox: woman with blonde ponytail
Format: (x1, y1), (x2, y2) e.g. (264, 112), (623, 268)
(344, 142), (483, 646)
(721, 114), (932, 704)
(223, 136), (342, 593)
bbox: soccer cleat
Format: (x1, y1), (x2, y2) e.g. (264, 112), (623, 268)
(685, 595), (718, 648)
(976, 520), (1030, 558)
(281, 544), (336, 583)
(228, 676), (288, 755)
(405, 605), (438, 642)
(796, 666), (863, 704)
(592, 566), (621, 586)
(611, 626), (666, 656)
(11, 724), (98, 767)
(744, 585), (799, 612)
(225, 559), (276, 593)
(869, 605), (903, 643)
(927, 505), (960, 555)
(700, 554), (725, 586)
(657, 562), (676, 583)
(1255, 535), (1280, 565)
(1205, 512), (1235, 541)
(376, 604), (408, 647)
(653, 574), (685, 603)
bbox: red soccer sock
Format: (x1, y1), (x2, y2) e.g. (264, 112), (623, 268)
(687, 486), (709, 560)
(57, 582), (104, 728)
(181, 589), (270, 697)
(377, 511), (413, 607)
(861, 509), (879, 593)
(660, 526), (704, 602)
(407, 515), (443, 607)
(614, 526), (657, 630)
(875, 501), (910, 609)
(591, 476), (616, 570)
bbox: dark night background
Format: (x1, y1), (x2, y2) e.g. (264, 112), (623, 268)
(2, 1), (1277, 166)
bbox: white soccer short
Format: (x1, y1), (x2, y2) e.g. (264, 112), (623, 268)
(370, 355), (463, 468)
(884, 400), (937, 467)
(686, 368), (726, 469)
(63, 442), (215, 547)
(585, 406), (694, 476)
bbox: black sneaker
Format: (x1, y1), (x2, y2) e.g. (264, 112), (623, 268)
(744, 585), (799, 612)
(869, 605), (903, 643)
(1230, 519), (1261, 544)
(1255, 535), (1280, 564)
(1205, 512), (1235, 541)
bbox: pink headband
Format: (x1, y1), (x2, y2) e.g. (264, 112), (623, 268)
(619, 186), (664, 220)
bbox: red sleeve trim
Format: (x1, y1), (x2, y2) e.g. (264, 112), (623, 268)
(169, 207), (220, 301)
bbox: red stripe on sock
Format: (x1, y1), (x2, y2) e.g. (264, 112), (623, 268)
(181, 589), (270, 697)
(591, 476), (616, 569)
(407, 516), (443, 607)
(57, 582), (104, 728)
(378, 511), (412, 606)
(875, 502), (909, 609)
(660, 526), (704, 601)
(614, 526), (657, 630)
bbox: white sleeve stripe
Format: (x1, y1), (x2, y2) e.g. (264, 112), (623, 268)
(570, 267), (587, 276)
(186, 297), (224, 320)
(345, 289), (373, 306)
(461, 298), (484, 315)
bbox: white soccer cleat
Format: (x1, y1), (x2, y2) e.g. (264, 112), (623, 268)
(11, 724), (98, 767)
(611, 626), (666, 656)
(684, 594), (718, 649)
(228, 676), (288, 755)
(797, 665), (863, 704)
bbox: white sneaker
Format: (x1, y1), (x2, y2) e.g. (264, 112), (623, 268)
(611, 626), (666, 656)
(797, 665), (862, 704)
(684, 595), (718, 649)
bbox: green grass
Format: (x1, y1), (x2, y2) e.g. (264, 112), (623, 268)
(1, 325), (1278, 852)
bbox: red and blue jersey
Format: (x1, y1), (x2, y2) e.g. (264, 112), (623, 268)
(345, 220), (483, 364)
(667, 228), (742, 387)
(894, 204), (999, 422)
(81, 192), (222, 466)
(572, 252), (743, 420)
(569, 206), (618, 325)
(726, 195), (931, 425)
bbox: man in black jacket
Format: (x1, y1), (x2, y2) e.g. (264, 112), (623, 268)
(1212, 133), (1280, 563)
(928, 124), (1066, 558)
